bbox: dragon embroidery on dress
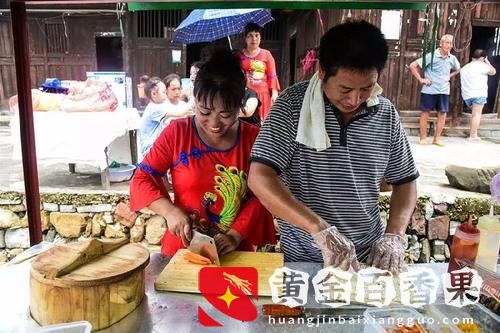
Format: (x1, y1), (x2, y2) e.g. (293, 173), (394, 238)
(200, 164), (248, 235)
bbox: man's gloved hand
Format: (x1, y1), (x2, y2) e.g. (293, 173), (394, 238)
(367, 233), (408, 273)
(312, 225), (360, 271)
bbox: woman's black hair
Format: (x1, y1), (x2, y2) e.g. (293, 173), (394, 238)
(163, 73), (181, 88)
(319, 20), (388, 80)
(191, 61), (204, 70)
(144, 77), (162, 100)
(244, 22), (263, 37)
(193, 48), (245, 111)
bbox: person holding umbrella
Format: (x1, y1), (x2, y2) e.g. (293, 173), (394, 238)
(238, 22), (280, 122)
(130, 49), (276, 258)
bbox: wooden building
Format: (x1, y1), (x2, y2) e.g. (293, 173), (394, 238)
(1, 3), (499, 121)
(282, 3), (500, 120)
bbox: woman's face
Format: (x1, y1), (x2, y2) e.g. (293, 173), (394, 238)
(166, 79), (182, 104)
(190, 66), (199, 83)
(195, 94), (239, 140)
(245, 31), (261, 49)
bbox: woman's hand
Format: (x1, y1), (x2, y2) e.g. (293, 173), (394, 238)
(214, 230), (243, 256)
(164, 207), (193, 246)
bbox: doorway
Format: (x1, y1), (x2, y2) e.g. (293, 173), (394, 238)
(470, 26), (500, 113)
(95, 36), (123, 71)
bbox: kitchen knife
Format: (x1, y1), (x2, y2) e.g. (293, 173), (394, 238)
(188, 230), (220, 266)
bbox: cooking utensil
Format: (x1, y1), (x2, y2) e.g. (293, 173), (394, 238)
(262, 303), (371, 319)
(7, 241), (54, 265)
(44, 238), (129, 278)
(188, 230), (220, 266)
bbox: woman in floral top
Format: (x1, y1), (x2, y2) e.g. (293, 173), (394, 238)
(238, 22), (281, 122)
(130, 49), (276, 257)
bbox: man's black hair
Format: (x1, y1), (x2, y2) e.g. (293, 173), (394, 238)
(244, 22), (263, 37)
(472, 49), (487, 59)
(319, 20), (388, 80)
(194, 48), (245, 111)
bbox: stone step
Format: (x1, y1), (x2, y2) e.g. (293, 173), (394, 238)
(403, 123), (500, 138)
(400, 117), (500, 127)
(402, 118), (500, 128)
(0, 115), (12, 127)
(399, 110), (499, 119)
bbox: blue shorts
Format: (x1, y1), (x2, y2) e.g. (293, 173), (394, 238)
(464, 97), (487, 108)
(420, 93), (449, 112)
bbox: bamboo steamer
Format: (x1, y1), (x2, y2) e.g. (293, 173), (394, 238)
(30, 240), (150, 331)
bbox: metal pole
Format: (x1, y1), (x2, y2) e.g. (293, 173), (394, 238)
(10, 1), (42, 246)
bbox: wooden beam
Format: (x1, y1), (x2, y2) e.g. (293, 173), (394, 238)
(10, 0), (42, 246)
(19, 0), (500, 4)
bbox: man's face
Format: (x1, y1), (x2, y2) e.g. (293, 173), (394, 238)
(320, 67), (379, 116)
(440, 37), (453, 53)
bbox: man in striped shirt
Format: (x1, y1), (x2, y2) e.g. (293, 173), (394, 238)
(248, 21), (418, 273)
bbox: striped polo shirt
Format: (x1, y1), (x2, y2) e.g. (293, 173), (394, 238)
(250, 80), (419, 263)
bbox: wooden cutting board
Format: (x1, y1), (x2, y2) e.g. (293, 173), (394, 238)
(155, 249), (284, 296)
(30, 241), (150, 331)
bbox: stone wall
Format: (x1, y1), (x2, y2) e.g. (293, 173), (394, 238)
(0, 191), (498, 263)
(392, 193), (499, 264)
(0, 191), (165, 263)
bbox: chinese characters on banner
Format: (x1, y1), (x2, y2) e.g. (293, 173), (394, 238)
(269, 266), (482, 309)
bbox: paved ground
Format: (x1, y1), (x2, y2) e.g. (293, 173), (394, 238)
(1, 119), (499, 198)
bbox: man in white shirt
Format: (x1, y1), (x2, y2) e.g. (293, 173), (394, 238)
(460, 49), (497, 140)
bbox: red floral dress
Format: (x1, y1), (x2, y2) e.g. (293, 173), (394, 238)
(239, 48), (281, 121)
(130, 116), (276, 256)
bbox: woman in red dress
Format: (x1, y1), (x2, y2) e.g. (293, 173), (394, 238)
(238, 22), (280, 122)
(130, 49), (276, 257)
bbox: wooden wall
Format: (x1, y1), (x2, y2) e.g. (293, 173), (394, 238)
(0, 13), (118, 106)
(0, 18), (16, 105)
(1, 4), (499, 117)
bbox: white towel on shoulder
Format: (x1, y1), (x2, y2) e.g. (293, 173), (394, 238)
(296, 71), (383, 151)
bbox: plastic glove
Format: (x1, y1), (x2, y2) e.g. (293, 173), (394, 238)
(312, 225), (360, 271)
(214, 230), (242, 257)
(367, 233), (407, 273)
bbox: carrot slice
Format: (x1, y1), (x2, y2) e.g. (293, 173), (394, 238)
(183, 251), (212, 265)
